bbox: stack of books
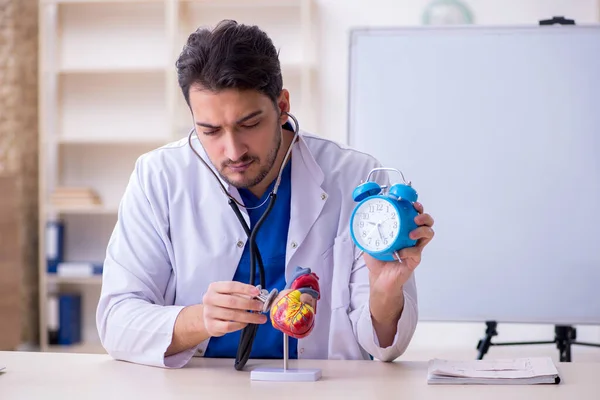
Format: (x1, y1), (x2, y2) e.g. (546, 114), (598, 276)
(51, 187), (102, 209)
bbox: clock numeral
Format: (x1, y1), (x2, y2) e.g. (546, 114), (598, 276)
(391, 212), (396, 219)
(362, 231), (367, 238)
(389, 231), (395, 238)
(393, 222), (398, 229)
(369, 205), (375, 213)
(375, 240), (380, 247)
(376, 203), (384, 211)
(383, 238), (388, 245)
(359, 221), (364, 228)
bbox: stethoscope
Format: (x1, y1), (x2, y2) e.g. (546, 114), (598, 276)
(188, 111), (301, 370)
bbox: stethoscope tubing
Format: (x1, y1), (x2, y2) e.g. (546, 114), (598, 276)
(188, 111), (300, 370)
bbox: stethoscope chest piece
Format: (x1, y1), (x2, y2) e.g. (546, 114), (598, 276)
(255, 286), (279, 313)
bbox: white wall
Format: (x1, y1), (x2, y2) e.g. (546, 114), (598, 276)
(312, 0), (600, 358)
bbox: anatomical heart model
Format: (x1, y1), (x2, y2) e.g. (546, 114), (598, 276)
(250, 266), (323, 381)
(270, 266), (320, 338)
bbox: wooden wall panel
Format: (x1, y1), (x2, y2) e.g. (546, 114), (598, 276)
(0, 0), (39, 348)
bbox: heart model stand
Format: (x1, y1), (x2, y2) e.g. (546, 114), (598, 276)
(250, 333), (322, 382)
(249, 285), (322, 382)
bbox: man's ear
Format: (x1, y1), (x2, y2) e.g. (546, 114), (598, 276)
(277, 89), (291, 125)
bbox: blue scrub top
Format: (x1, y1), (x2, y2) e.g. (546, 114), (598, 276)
(204, 156), (297, 359)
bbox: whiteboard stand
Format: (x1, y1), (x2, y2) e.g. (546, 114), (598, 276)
(473, 15), (600, 363)
(477, 321), (600, 362)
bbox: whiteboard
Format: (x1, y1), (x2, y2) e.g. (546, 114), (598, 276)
(347, 25), (600, 325)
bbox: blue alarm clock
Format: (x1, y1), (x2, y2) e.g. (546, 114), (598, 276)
(350, 167), (419, 262)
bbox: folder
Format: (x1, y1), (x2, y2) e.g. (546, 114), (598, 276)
(46, 220), (64, 274)
(427, 357), (560, 385)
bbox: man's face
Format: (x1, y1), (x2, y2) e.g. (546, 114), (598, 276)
(189, 87), (286, 190)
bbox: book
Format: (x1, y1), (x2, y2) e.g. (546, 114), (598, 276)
(427, 357), (561, 385)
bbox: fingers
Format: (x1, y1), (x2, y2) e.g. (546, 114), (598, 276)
(414, 212), (434, 227)
(410, 226), (434, 250)
(207, 320), (248, 337)
(203, 281), (268, 337)
(203, 290), (264, 312)
(203, 301), (267, 337)
(395, 247), (421, 269)
(409, 226), (435, 242)
(204, 305), (267, 325)
(413, 201), (424, 214)
(210, 281), (260, 297)
(412, 203), (434, 248)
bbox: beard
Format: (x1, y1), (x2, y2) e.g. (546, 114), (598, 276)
(218, 122), (282, 190)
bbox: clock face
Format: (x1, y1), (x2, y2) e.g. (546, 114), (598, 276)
(352, 197), (400, 253)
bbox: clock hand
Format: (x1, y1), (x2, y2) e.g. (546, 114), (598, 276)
(376, 224), (384, 240)
(365, 224), (379, 238)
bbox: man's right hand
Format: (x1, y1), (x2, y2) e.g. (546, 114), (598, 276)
(202, 281), (268, 337)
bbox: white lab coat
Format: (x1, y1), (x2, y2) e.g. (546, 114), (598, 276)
(96, 130), (418, 368)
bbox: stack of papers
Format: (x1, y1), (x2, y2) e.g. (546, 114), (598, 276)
(427, 357), (560, 385)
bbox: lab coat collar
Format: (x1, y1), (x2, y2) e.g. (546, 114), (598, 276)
(286, 132), (328, 267)
(188, 130), (325, 197)
(188, 130), (326, 240)
(292, 132), (325, 187)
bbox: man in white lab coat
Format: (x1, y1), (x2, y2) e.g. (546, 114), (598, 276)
(96, 20), (435, 369)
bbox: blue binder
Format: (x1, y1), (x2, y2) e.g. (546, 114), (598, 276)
(46, 220), (64, 274)
(58, 293), (81, 346)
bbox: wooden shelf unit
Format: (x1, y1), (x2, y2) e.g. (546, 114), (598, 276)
(38, 0), (318, 352)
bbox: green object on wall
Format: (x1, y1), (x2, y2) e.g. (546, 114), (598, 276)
(422, 0), (474, 25)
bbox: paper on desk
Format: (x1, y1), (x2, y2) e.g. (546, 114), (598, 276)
(428, 357), (558, 379)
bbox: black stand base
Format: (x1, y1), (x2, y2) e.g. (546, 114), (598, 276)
(476, 321), (600, 362)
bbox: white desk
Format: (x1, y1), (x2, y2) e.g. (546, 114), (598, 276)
(1, 351), (598, 399)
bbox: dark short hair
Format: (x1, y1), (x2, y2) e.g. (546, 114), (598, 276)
(175, 19), (283, 107)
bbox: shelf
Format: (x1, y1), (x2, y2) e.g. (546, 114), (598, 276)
(58, 136), (169, 146)
(58, 214), (116, 264)
(46, 0), (163, 4)
(52, 206), (119, 215)
(58, 66), (167, 74)
(179, 4), (305, 66)
(58, 145), (152, 210)
(57, 2), (167, 71)
(39, 0), (318, 357)
(57, 71), (168, 143)
(47, 275), (103, 285)
(179, 0), (304, 8)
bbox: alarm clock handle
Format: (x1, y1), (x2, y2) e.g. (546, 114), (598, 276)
(365, 167), (410, 186)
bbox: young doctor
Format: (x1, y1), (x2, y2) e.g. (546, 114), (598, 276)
(96, 20), (435, 369)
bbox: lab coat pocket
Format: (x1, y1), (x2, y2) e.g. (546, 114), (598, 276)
(329, 235), (355, 311)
